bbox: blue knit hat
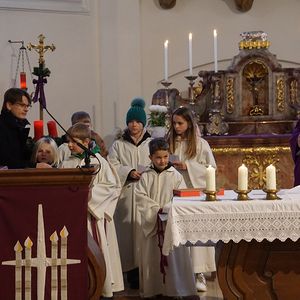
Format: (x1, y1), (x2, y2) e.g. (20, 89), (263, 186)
(126, 98), (147, 127)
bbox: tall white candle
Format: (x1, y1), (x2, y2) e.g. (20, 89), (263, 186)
(164, 40), (168, 82)
(266, 164), (276, 190)
(60, 226), (69, 300)
(51, 231), (58, 300)
(206, 165), (216, 191)
(214, 30), (218, 73)
(189, 33), (193, 76)
(14, 241), (23, 300)
(24, 237), (33, 300)
(238, 164), (248, 190)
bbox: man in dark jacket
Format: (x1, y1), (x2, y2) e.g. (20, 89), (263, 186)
(0, 88), (51, 169)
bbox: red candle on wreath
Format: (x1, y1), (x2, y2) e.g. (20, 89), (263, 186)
(20, 72), (27, 89)
(34, 120), (43, 141)
(47, 121), (58, 137)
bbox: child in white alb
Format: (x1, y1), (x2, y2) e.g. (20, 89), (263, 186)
(135, 138), (197, 298)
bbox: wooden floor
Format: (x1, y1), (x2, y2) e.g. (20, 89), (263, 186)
(114, 273), (223, 300)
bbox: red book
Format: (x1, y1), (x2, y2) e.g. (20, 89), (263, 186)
(173, 188), (225, 197)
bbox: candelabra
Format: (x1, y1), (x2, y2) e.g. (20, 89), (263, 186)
(161, 81), (172, 128)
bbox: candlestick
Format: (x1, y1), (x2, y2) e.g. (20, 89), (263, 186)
(206, 165), (215, 191)
(51, 231), (58, 300)
(202, 189), (221, 201)
(214, 30), (218, 73)
(263, 188), (282, 200)
(34, 120), (43, 142)
(238, 164), (248, 190)
(60, 226), (68, 300)
(266, 164), (276, 190)
(164, 40), (168, 82)
(189, 33), (193, 76)
(47, 121), (58, 137)
(14, 241), (23, 300)
(24, 237), (33, 300)
(234, 189), (252, 201)
(161, 81), (172, 128)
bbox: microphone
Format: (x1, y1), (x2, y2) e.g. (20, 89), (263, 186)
(39, 98), (99, 168)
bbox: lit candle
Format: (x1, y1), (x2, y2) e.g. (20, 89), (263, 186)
(47, 121), (58, 137)
(164, 40), (168, 82)
(20, 72), (27, 89)
(14, 241), (23, 300)
(214, 30), (218, 73)
(238, 164), (248, 190)
(34, 120), (43, 142)
(60, 226), (69, 300)
(50, 231), (58, 300)
(24, 237), (33, 300)
(206, 165), (216, 191)
(266, 164), (276, 190)
(189, 33), (193, 76)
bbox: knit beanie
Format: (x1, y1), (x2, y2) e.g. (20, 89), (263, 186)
(126, 98), (147, 127)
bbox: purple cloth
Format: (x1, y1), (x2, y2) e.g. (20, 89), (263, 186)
(290, 118), (300, 186)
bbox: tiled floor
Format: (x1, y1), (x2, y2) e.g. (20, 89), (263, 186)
(114, 273), (223, 300)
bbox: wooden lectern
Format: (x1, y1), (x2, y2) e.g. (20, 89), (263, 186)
(0, 168), (105, 300)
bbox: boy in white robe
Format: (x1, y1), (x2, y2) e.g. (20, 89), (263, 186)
(135, 138), (197, 298)
(59, 122), (124, 298)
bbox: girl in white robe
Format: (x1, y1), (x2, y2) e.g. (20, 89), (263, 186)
(108, 98), (152, 279)
(167, 107), (217, 292)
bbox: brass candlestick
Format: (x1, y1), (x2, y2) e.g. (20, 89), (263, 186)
(234, 189), (252, 201)
(202, 189), (221, 201)
(161, 81), (172, 128)
(185, 75), (198, 108)
(263, 188), (282, 200)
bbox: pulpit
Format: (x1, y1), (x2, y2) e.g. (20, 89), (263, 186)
(0, 168), (105, 300)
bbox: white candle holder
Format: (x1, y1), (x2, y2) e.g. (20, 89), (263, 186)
(161, 81), (172, 128)
(262, 188), (282, 200)
(234, 189), (252, 201)
(202, 189), (221, 201)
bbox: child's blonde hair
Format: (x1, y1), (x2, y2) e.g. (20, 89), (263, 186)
(67, 122), (91, 142)
(167, 107), (197, 159)
(31, 137), (59, 165)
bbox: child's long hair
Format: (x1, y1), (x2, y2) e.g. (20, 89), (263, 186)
(31, 137), (59, 165)
(167, 107), (197, 159)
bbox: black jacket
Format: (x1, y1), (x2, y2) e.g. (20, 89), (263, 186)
(0, 108), (36, 169)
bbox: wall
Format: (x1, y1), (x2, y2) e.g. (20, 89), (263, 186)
(0, 0), (300, 149)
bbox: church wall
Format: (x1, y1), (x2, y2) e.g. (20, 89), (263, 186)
(0, 0), (300, 149)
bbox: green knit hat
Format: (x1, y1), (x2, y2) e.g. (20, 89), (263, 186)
(126, 98), (147, 127)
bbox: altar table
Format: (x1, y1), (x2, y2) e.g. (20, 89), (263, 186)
(162, 189), (300, 300)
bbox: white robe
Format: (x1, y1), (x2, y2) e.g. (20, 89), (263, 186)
(135, 166), (197, 298)
(59, 153), (124, 297)
(108, 135), (152, 272)
(174, 136), (217, 273)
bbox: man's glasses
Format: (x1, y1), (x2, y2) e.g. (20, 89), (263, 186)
(14, 103), (32, 109)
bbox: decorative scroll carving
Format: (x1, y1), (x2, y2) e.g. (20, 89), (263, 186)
(290, 80), (298, 105)
(276, 77), (285, 112)
(226, 78), (234, 114)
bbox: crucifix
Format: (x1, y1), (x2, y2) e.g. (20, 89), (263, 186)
(27, 34), (56, 121)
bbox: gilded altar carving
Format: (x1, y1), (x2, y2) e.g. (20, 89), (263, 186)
(290, 80), (298, 105)
(226, 78), (234, 114)
(276, 77), (285, 112)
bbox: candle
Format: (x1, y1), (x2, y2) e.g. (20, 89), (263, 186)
(60, 226), (69, 300)
(20, 72), (27, 89)
(34, 120), (43, 142)
(266, 164), (276, 190)
(206, 165), (216, 191)
(14, 241), (23, 300)
(214, 30), (218, 73)
(189, 33), (193, 76)
(238, 164), (248, 190)
(50, 231), (58, 300)
(47, 121), (58, 137)
(24, 237), (33, 300)
(164, 40), (168, 82)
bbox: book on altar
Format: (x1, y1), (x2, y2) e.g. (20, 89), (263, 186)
(173, 188), (225, 197)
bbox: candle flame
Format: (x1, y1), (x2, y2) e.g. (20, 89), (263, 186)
(214, 29), (217, 36)
(164, 40), (168, 46)
(208, 165), (211, 168)
(50, 231), (58, 242)
(189, 33), (192, 39)
(14, 241), (23, 252)
(60, 226), (69, 238)
(242, 164), (245, 167)
(24, 237), (33, 248)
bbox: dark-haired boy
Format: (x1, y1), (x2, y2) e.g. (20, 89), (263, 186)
(134, 138), (197, 298)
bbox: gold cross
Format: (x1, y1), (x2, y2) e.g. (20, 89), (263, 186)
(27, 34), (56, 63)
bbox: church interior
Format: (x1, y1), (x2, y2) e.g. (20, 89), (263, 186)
(1, 0), (300, 299)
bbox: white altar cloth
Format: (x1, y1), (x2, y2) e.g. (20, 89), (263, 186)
(162, 188), (300, 255)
